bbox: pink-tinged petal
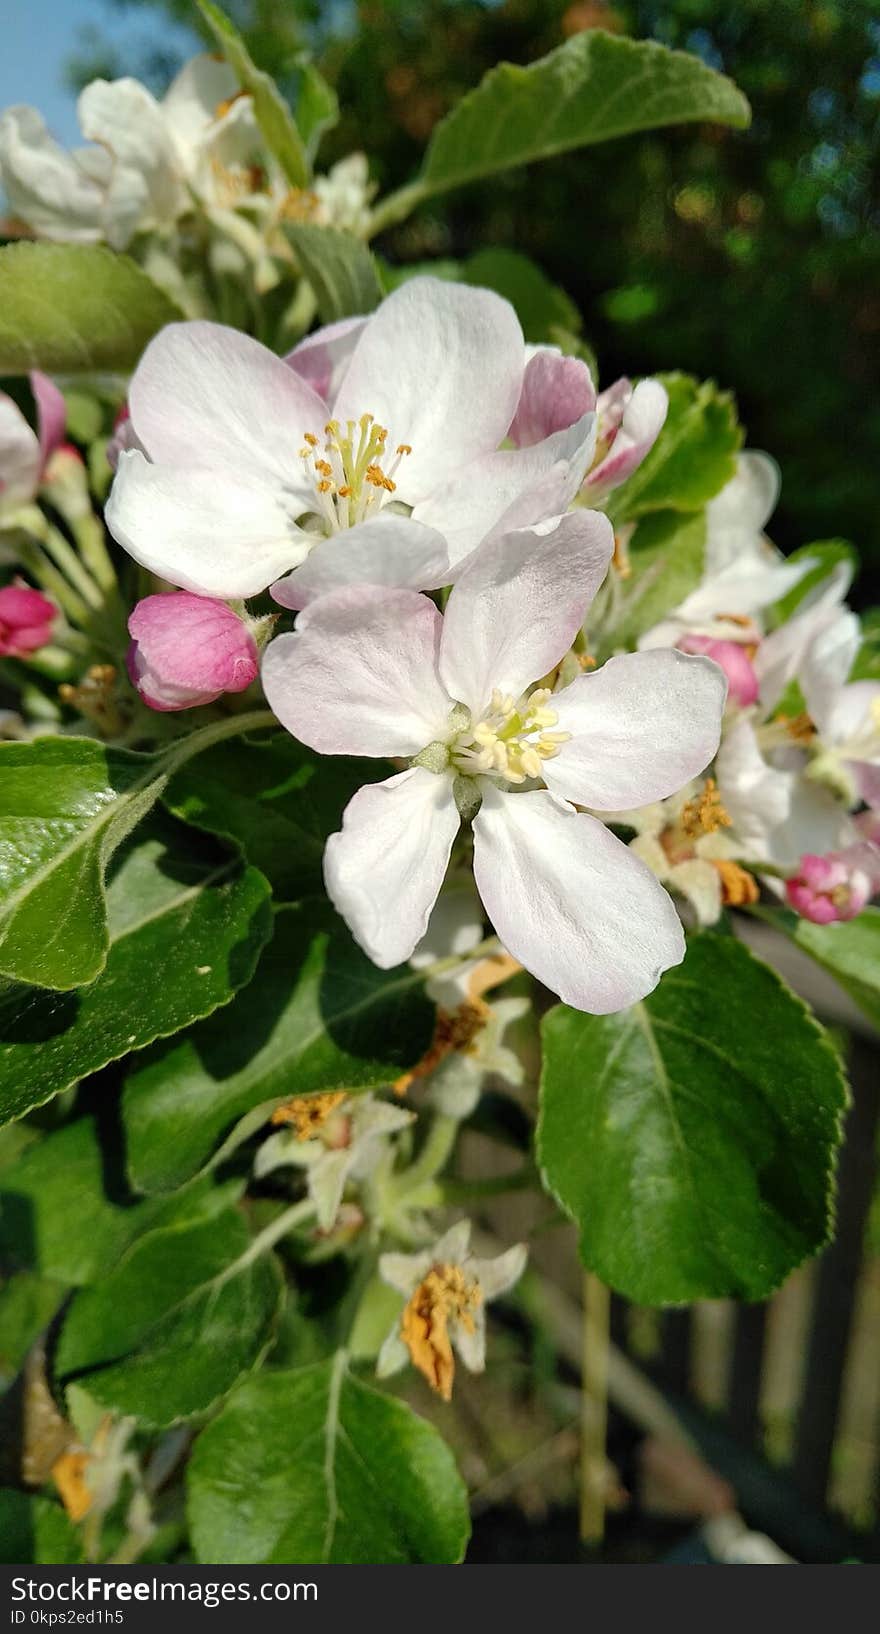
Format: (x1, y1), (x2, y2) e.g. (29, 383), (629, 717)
(126, 592), (258, 712)
(270, 514), (452, 610)
(584, 378), (668, 496)
(0, 392), (41, 513)
(127, 320), (326, 490)
(106, 404), (146, 472)
(414, 412), (596, 570)
(854, 762), (880, 810)
(285, 316), (368, 405)
(472, 788), (685, 1012)
(705, 452), (781, 573)
(331, 277), (525, 504)
(30, 372), (66, 469)
(262, 587), (452, 757)
(679, 635), (759, 707)
(508, 351), (595, 448)
(0, 585), (57, 657)
(106, 450), (305, 598)
(324, 768), (460, 967)
(439, 511), (613, 717)
(545, 650), (725, 810)
(755, 571), (854, 715)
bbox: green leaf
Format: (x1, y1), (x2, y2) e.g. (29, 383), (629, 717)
(55, 1205), (283, 1427)
(164, 736), (384, 901)
(0, 1490), (83, 1564)
(770, 539), (857, 626)
(371, 33), (750, 232)
(779, 906), (880, 1031)
(537, 934), (848, 1303)
(607, 372), (742, 523)
(123, 902), (434, 1194)
(194, 0), (309, 188)
(0, 737), (171, 990)
(0, 1273), (66, 1389)
(293, 60), (340, 161)
(0, 1113), (242, 1284)
(0, 715), (274, 990)
(0, 244), (180, 375)
(285, 222), (382, 323)
(187, 1355), (470, 1563)
(0, 816), (272, 1125)
(462, 248), (580, 343)
(601, 508), (706, 652)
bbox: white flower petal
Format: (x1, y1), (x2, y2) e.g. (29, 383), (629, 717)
(452, 1309), (487, 1374)
(127, 320), (326, 486)
(106, 450), (303, 598)
(324, 768), (460, 967)
(0, 393), (41, 516)
(286, 316), (368, 404)
(78, 78), (182, 243)
(704, 450), (780, 574)
(799, 612), (863, 741)
(160, 54), (238, 151)
(270, 514), (453, 609)
(376, 1327), (409, 1379)
(0, 105), (104, 243)
(413, 413), (596, 569)
(472, 1242), (528, 1301)
(472, 788), (685, 1012)
(430, 1220), (473, 1265)
(262, 587), (452, 756)
(669, 858), (723, 926)
(545, 650), (725, 809)
(332, 277), (524, 503)
(714, 717), (792, 863)
(309, 1149), (352, 1231)
(439, 510), (613, 717)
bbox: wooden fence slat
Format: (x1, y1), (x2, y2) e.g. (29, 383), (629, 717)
(793, 1036), (880, 1508)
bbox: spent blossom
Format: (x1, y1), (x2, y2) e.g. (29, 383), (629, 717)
(254, 1092), (414, 1232)
(377, 1219), (527, 1401)
(262, 511), (726, 1012)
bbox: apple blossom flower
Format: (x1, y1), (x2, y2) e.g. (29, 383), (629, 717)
(608, 779), (744, 927)
(752, 560), (854, 715)
(0, 371), (66, 519)
(106, 278), (596, 603)
(0, 584), (56, 657)
(254, 1092), (414, 1231)
(678, 634), (760, 707)
(262, 511), (726, 1012)
(582, 376), (669, 500)
(640, 453), (812, 650)
(794, 603), (880, 809)
(126, 592), (259, 712)
(786, 844), (880, 924)
(0, 57), (265, 250)
(377, 1219), (527, 1401)
(506, 351), (667, 502)
(312, 153), (375, 234)
(715, 714), (855, 871)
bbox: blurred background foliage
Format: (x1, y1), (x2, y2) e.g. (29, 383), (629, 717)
(68, 0), (880, 596)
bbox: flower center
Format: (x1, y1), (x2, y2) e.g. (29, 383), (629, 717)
(450, 688), (570, 785)
(680, 778), (732, 839)
(299, 414), (412, 532)
(270, 1090), (348, 1142)
(400, 1263), (482, 1401)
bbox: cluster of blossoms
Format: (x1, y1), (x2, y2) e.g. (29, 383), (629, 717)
(3, 68), (879, 1404)
(0, 56), (374, 309)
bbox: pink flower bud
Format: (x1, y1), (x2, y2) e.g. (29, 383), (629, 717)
(582, 377), (668, 499)
(126, 593), (259, 713)
(508, 351), (596, 448)
(678, 635), (760, 707)
(0, 584), (56, 657)
(786, 844), (879, 924)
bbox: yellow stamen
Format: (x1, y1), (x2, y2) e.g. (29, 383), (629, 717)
(711, 859), (760, 907)
(400, 1265), (482, 1401)
(271, 1091), (348, 1140)
(680, 778), (732, 838)
(393, 1002), (488, 1096)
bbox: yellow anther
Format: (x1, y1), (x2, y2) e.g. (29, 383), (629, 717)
(324, 420), (340, 437)
(303, 431), (318, 447)
(271, 1091), (348, 1140)
(400, 1264), (482, 1401)
(396, 443), (412, 456)
(680, 778), (732, 838)
(711, 859), (760, 907)
(338, 484), (352, 498)
(317, 479), (334, 493)
(315, 459), (333, 476)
